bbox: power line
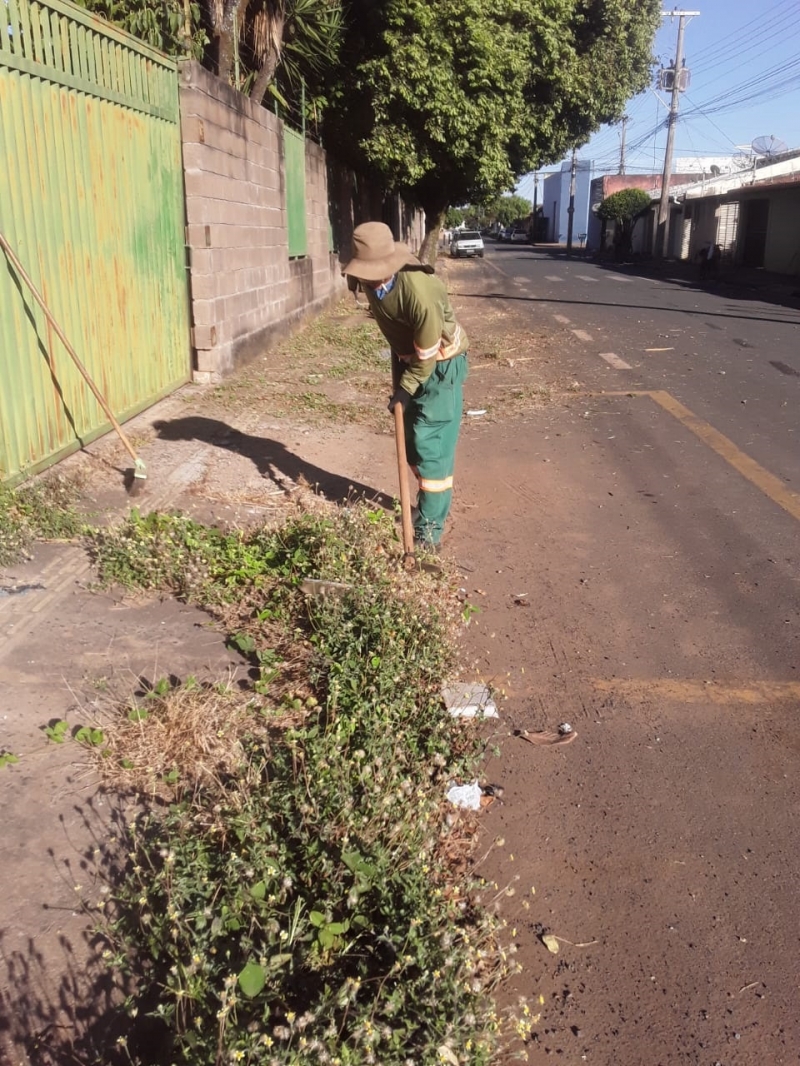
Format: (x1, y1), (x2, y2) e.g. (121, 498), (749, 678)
(689, 0), (795, 64)
(690, 22), (800, 94)
(683, 60), (800, 117)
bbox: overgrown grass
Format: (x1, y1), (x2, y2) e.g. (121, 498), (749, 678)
(204, 304), (389, 427)
(90, 506), (524, 1065)
(0, 474), (85, 567)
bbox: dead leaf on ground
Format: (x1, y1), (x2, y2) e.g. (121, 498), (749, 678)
(515, 729), (577, 747)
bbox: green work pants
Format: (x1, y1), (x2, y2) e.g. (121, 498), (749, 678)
(405, 354), (468, 545)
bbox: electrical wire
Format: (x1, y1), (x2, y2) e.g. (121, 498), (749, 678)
(688, 0), (796, 65)
(683, 61), (800, 118)
(689, 22), (800, 96)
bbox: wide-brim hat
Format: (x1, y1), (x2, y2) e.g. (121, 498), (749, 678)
(343, 221), (421, 281)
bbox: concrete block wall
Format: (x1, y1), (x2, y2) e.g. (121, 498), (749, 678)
(179, 62), (345, 381)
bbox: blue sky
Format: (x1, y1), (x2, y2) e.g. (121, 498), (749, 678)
(517, 0), (800, 199)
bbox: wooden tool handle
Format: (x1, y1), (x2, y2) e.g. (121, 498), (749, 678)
(393, 402), (416, 561)
(0, 231), (139, 466)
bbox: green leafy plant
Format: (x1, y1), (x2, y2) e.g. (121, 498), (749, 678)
(92, 505), (527, 1064)
(74, 725), (106, 748)
(43, 719), (70, 744)
(596, 187), (653, 257)
(0, 475), (84, 567)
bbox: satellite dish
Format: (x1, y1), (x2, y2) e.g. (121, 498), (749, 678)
(751, 135), (788, 158)
(709, 164), (721, 176)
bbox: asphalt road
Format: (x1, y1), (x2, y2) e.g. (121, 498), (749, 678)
(449, 245), (800, 1065)
(485, 243), (800, 490)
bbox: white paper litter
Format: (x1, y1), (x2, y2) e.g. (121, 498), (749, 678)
(442, 682), (499, 719)
(446, 781), (482, 810)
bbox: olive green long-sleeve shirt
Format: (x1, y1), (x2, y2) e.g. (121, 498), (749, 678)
(363, 268), (468, 395)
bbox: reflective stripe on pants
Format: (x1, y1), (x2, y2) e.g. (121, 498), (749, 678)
(405, 354), (467, 545)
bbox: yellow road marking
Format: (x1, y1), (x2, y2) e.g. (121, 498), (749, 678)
(592, 679), (800, 705)
(647, 390), (800, 524)
(557, 389), (800, 524)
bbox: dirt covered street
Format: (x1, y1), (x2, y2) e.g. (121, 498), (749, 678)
(1, 252), (799, 1064)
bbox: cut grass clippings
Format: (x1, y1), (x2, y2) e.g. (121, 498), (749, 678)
(88, 503), (526, 1065)
(0, 473), (85, 567)
(204, 303), (389, 428)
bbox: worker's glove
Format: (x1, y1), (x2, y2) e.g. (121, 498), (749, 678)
(388, 387), (412, 413)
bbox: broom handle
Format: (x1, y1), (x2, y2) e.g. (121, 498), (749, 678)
(0, 232), (140, 466)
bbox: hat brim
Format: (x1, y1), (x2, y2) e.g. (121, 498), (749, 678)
(343, 243), (420, 281)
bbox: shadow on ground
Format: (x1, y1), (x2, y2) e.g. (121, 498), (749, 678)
(488, 242), (800, 315)
(153, 416), (392, 509)
(0, 793), (171, 1066)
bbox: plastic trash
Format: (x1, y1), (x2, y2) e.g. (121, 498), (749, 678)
(446, 781), (482, 810)
(442, 682), (499, 719)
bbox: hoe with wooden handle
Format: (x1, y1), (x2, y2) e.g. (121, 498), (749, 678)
(393, 399), (418, 571)
(301, 379), (440, 601)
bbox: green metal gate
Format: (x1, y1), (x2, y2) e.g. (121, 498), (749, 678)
(0, 0), (190, 483)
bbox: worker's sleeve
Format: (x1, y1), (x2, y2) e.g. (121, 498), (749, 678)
(398, 292), (443, 394)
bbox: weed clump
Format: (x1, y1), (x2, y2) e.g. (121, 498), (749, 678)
(93, 505), (517, 1064)
(0, 474), (84, 566)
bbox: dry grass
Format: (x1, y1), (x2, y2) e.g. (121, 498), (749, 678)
(96, 682), (265, 800)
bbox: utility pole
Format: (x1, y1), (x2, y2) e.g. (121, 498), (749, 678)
(655, 9), (699, 258)
(566, 147), (578, 255)
(618, 115), (629, 175)
(531, 170), (538, 244)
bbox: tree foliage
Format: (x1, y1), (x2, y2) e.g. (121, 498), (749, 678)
(596, 187), (652, 223)
(323, 0), (660, 259)
(208, 0), (342, 111)
(77, 0), (342, 120)
(596, 187), (652, 258)
(491, 195), (533, 228)
(74, 0), (207, 58)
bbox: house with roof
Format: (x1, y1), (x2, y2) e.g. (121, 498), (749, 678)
(661, 150), (800, 273)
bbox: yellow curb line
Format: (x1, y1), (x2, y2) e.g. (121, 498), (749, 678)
(559, 389), (800, 525)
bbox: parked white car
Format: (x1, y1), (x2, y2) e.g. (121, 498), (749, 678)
(450, 230), (484, 258)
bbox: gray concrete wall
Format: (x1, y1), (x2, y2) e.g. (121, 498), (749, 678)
(179, 62), (424, 382)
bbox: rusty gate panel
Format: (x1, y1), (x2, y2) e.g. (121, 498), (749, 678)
(0, 0), (190, 482)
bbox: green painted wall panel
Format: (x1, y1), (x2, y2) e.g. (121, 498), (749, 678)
(0, 0), (189, 481)
(285, 127), (307, 259)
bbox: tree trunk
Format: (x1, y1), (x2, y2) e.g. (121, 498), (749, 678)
(250, 44), (281, 101)
(418, 206), (447, 267)
(209, 0), (245, 81)
(248, 1), (285, 102)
